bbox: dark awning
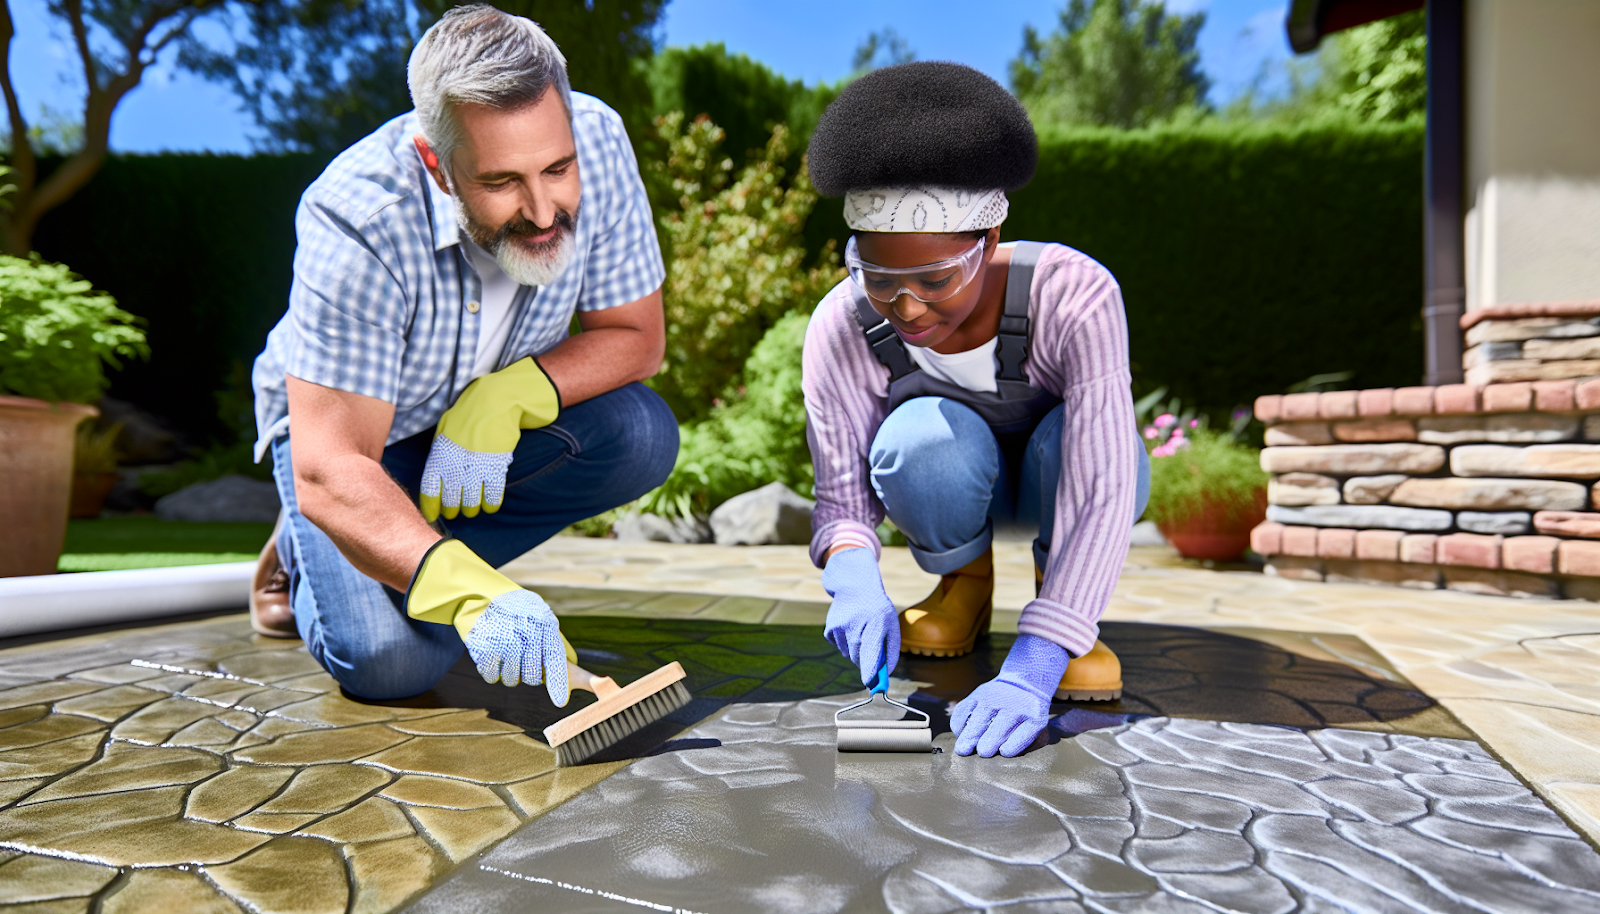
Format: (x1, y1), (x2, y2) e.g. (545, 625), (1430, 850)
(1286, 0), (1425, 53)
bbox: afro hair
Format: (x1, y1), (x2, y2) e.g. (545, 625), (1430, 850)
(807, 61), (1037, 197)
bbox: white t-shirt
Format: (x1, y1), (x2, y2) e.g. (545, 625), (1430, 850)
(906, 337), (999, 393)
(462, 238), (527, 380)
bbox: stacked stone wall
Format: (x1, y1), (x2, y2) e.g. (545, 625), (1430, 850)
(1251, 370), (1600, 600)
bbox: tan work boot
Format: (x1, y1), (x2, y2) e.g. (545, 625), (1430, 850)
(899, 548), (993, 657)
(1035, 566), (1122, 700)
(1056, 640), (1123, 701)
(250, 512), (299, 639)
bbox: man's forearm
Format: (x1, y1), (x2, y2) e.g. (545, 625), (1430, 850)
(293, 449), (440, 592)
(537, 290), (665, 406)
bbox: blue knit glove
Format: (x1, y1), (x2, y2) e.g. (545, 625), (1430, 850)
(463, 589), (569, 706)
(822, 547), (900, 685)
(950, 634), (1070, 757)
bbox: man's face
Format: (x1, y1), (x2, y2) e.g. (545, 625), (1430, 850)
(423, 87), (581, 285)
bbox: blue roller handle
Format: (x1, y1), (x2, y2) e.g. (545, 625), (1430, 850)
(872, 661), (891, 695)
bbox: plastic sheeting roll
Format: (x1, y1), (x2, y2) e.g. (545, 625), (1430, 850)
(0, 562), (253, 638)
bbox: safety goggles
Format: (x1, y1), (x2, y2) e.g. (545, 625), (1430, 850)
(845, 235), (986, 304)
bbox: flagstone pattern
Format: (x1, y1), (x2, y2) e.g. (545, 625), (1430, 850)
(406, 695), (1600, 913)
(0, 617), (621, 914)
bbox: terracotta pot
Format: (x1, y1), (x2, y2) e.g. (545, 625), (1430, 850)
(0, 396), (98, 577)
(1157, 489), (1268, 562)
(71, 472), (119, 519)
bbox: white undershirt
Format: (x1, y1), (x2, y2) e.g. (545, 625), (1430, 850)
(906, 336), (999, 393)
(462, 238), (526, 380)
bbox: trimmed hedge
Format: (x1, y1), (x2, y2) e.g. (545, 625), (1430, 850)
(1006, 120), (1424, 411)
(30, 119), (1422, 440)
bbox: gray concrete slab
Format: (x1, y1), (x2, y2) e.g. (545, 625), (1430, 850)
(407, 694), (1600, 914)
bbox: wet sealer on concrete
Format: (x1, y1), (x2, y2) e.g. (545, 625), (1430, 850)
(407, 693), (1600, 914)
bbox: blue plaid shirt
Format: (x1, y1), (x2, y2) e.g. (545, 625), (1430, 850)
(252, 93), (664, 459)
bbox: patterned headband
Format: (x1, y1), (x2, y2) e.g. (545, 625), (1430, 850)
(843, 186), (1008, 233)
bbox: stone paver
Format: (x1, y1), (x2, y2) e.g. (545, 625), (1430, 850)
(0, 616), (620, 913)
(405, 694), (1600, 913)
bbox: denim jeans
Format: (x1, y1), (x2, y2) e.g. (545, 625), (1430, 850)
(868, 397), (1151, 575)
(269, 382), (679, 700)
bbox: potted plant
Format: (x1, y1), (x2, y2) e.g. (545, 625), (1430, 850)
(1140, 405), (1268, 562)
(71, 422), (124, 518)
(0, 253), (146, 576)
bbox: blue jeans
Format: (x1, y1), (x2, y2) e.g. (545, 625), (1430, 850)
(269, 382), (679, 700)
(869, 397), (1150, 575)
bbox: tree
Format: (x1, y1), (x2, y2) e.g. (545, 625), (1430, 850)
(0, 0), (228, 255)
(647, 111), (842, 422)
(850, 27), (914, 74)
(1326, 10), (1425, 122)
(1010, 0), (1208, 130)
(181, 0), (666, 155)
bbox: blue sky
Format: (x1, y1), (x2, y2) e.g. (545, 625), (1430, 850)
(8, 0), (1295, 154)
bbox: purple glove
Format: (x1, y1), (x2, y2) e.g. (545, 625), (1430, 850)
(950, 634), (1070, 757)
(822, 547), (900, 685)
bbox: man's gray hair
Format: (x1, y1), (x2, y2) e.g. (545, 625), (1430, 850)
(407, 4), (572, 176)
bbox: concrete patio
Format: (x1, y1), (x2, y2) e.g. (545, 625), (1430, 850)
(2, 542), (1598, 912)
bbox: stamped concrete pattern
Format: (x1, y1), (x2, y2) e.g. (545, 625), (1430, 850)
(408, 693), (1600, 914)
(511, 537), (1600, 845)
(0, 617), (620, 914)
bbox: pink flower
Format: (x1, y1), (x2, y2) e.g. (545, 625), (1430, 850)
(1172, 427), (1185, 438)
(1189, 419), (1199, 428)
(1154, 413), (1175, 429)
(1144, 427), (1159, 440)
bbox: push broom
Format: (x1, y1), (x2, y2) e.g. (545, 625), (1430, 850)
(543, 660), (692, 767)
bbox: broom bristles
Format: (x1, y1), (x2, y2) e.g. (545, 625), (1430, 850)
(544, 662), (691, 767)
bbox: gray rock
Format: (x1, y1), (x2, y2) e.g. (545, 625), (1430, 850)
(1462, 341), (1524, 367)
(1129, 520), (1166, 546)
(611, 511), (711, 544)
(153, 475), (280, 523)
(96, 397), (182, 464)
(1467, 317), (1600, 345)
(1265, 504), (1454, 531)
(1342, 474), (1409, 505)
(1263, 422), (1332, 447)
(709, 481), (815, 546)
(1456, 511), (1532, 535)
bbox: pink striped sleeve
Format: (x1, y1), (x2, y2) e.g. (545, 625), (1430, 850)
(1018, 249), (1138, 658)
(802, 280), (891, 567)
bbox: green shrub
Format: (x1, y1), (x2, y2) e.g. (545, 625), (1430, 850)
(641, 310), (814, 519)
(647, 112), (843, 422)
(0, 254), (147, 404)
(1142, 427), (1267, 528)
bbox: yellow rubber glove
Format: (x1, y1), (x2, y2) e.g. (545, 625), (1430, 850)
(406, 539), (575, 705)
(419, 357), (560, 522)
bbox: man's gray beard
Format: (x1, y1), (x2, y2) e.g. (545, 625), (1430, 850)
(456, 202), (577, 287)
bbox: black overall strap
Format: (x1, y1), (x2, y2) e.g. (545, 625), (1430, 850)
(996, 241), (1045, 381)
(850, 288), (917, 382)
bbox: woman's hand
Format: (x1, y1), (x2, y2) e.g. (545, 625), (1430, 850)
(950, 634), (1069, 757)
(821, 547), (900, 684)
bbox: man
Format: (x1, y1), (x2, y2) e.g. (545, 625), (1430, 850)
(248, 5), (676, 704)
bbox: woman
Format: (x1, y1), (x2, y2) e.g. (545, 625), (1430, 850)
(803, 62), (1150, 758)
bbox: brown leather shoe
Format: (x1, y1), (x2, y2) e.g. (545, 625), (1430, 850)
(1055, 640), (1123, 701)
(899, 548), (993, 657)
(250, 512), (298, 639)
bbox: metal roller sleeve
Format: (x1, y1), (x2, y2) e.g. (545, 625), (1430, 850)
(836, 728), (932, 752)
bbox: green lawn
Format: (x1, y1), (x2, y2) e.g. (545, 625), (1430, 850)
(59, 517), (274, 572)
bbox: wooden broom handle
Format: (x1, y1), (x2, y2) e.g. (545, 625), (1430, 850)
(567, 661), (622, 699)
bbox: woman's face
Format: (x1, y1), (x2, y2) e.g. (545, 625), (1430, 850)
(854, 229), (999, 350)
